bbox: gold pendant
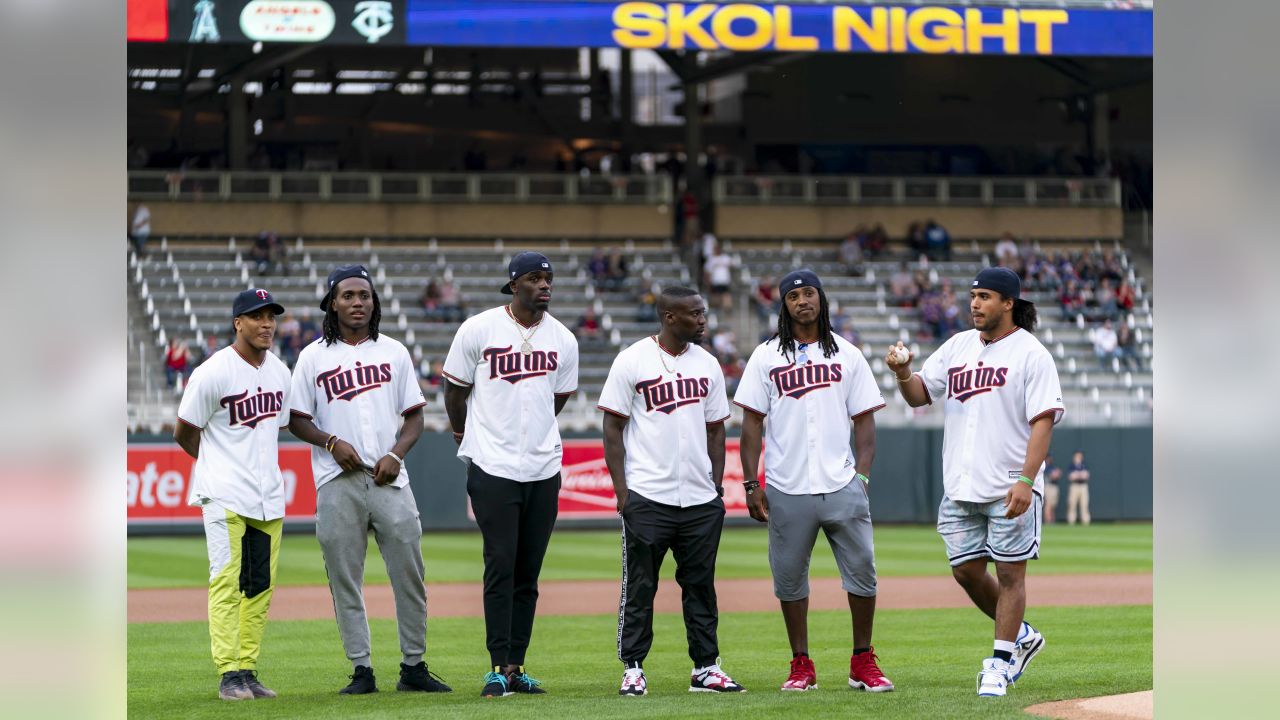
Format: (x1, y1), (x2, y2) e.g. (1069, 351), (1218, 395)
(521, 341), (533, 356)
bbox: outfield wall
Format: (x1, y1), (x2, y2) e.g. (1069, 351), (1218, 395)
(127, 427), (1151, 534)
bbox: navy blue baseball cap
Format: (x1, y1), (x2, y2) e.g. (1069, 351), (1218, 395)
(779, 269), (823, 296)
(319, 264), (373, 310)
(972, 266), (1033, 306)
(501, 252), (554, 294)
(233, 288), (285, 318)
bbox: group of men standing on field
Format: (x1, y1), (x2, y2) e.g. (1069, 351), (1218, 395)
(174, 248), (1060, 702)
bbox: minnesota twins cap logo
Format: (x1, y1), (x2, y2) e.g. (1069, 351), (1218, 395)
(255, 289), (269, 300)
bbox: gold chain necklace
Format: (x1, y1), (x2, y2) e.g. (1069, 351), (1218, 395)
(654, 335), (676, 374)
(508, 305), (541, 356)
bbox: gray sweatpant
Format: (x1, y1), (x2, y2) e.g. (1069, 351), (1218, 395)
(767, 479), (877, 600)
(317, 470), (427, 669)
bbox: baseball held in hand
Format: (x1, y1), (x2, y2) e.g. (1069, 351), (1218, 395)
(889, 346), (910, 365)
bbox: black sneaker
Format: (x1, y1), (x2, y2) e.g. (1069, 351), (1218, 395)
(481, 668), (511, 697)
(397, 661), (452, 692)
(239, 670), (277, 699)
(507, 666), (546, 695)
(218, 671), (252, 701)
(339, 665), (378, 695)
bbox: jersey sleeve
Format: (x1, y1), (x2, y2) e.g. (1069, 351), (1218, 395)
(732, 345), (771, 416)
(1024, 349), (1065, 425)
(596, 351), (634, 418)
(918, 336), (953, 403)
(554, 329), (579, 396)
(442, 318), (480, 387)
(704, 358), (731, 424)
(287, 347), (317, 419)
(845, 349), (887, 418)
(397, 346), (428, 415)
(176, 362), (221, 429)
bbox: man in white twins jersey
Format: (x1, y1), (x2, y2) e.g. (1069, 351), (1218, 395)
(443, 252), (579, 698)
(174, 288), (291, 702)
(733, 269), (895, 694)
(888, 266), (1063, 698)
(288, 265), (450, 696)
(598, 286), (744, 698)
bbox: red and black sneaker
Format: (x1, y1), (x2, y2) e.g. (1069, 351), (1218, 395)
(690, 659), (746, 693)
(849, 647), (895, 692)
(781, 655), (817, 691)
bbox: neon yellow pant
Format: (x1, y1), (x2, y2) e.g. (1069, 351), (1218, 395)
(201, 504), (282, 675)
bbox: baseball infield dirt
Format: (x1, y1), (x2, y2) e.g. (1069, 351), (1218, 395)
(1025, 690), (1153, 720)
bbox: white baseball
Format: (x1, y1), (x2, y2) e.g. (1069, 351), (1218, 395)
(889, 346), (911, 365)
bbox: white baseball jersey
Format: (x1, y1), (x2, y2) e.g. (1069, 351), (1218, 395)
(916, 327), (1065, 503)
(597, 336), (731, 507)
(288, 334), (426, 490)
(443, 305), (579, 482)
(176, 345), (292, 520)
(733, 334), (885, 495)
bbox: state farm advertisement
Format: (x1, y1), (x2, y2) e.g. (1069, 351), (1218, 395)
(127, 443), (316, 524)
(557, 438), (765, 519)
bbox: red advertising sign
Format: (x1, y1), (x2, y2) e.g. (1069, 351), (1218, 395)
(127, 443), (316, 523)
(127, 0), (169, 41)
(557, 438), (764, 519)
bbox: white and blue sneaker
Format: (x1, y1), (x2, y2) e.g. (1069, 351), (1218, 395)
(977, 657), (1010, 697)
(1008, 622), (1045, 683)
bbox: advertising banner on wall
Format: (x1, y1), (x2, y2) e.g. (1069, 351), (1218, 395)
(160, 0), (404, 45)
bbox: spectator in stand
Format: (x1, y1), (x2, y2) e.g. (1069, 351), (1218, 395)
(635, 279), (659, 323)
(1116, 278), (1137, 314)
(1092, 319), (1120, 370)
(268, 232), (289, 276)
(164, 338), (191, 388)
(251, 232), (272, 275)
(131, 203), (151, 256)
(588, 247), (609, 290)
(678, 189), (699, 247)
(1043, 454), (1063, 524)
(937, 279), (961, 340)
(890, 261), (919, 307)
(1099, 250), (1124, 283)
(437, 278), (465, 323)
(916, 286), (945, 341)
(924, 219), (951, 261)
(576, 306), (603, 346)
(1116, 322), (1142, 371)
(1095, 279), (1118, 320)
(830, 306), (862, 348)
(751, 275), (779, 322)
(864, 223), (888, 259)
(605, 250), (629, 292)
(994, 232), (1019, 268)
(1059, 279), (1085, 320)
(298, 307), (320, 343)
(277, 312), (302, 367)
(700, 232), (718, 267)
(1066, 451), (1092, 525)
(711, 328), (737, 360)
(703, 242), (735, 311)
(419, 279), (442, 321)
(720, 352), (745, 396)
(905, 221), (926, 257)
(840, 231), (864, 276)
(192, 333), (221, 368)
(419, 358), (445, 392)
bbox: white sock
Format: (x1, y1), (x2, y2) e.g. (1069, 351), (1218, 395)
(993, 640), (1016, 657)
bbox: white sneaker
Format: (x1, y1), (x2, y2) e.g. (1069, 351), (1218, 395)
(1008, 622), (1045, 683)
(977, 658), (1009, 697)
(690, 658), (746, 693)
(619, 667), (647, 696)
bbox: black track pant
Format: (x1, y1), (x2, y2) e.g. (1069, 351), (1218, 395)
(617, 491), (725, 668)
(466, 464), (561, 667)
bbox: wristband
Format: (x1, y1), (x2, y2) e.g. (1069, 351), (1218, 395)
(386, 451), (404, 465)
(743, 479), (760, 495)
(324, 435), (337, 452)
(855, 473), (870, 485)
(1018, 475), (1035, 487)
(895, 373), (914, 384)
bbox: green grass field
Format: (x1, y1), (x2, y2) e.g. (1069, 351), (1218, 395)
(128, 605), (1152, 719)
(128, 523), (1151, 589)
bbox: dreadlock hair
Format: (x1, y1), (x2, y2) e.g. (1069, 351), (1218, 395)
(322, 284), (382, 345)
(773, 286), (838, 362)
(1011, 298), (1039, 332)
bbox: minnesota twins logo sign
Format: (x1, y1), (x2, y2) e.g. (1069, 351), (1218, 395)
(947, 362), (1009, 402)
(220, 387), (284, 428)
(316, 362), (393, 402)
(769, 362), (843, 399)
(483, 345), (559, 384)
(635, 374), (710, 414)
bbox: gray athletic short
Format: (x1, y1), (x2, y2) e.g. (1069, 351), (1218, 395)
(766, 479), (877, 600)
(937, 493), (1042, 566)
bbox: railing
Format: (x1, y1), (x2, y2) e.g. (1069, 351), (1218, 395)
(714, 175), (1122, 208)
(128, 171), (1120, 208)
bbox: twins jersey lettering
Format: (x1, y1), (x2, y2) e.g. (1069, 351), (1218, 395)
(916, 327), (1065, 503)
(176, 345), (293, 520)
(289, 335), (426, 489)
(443, 306), (579, 482)
(734, 335), (885, 495)
(597, 337), (731, 507)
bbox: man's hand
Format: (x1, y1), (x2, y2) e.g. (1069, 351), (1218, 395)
(1005, 481), (1033, 519)
(746, 488), (770, 523)
(331, 440), (363, 473)
(615, 488), (628, 515)
(372, 454), (400, 487)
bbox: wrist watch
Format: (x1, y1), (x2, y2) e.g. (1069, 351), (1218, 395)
(716, 485), (725, 498)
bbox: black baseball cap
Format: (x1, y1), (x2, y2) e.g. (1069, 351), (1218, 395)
(319, 264), (373, 310)
(501, 252), (553, 294)
(972, 267), (1033, 306)
(779, 269), (823, 295)
(233, 288), (285, 318)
